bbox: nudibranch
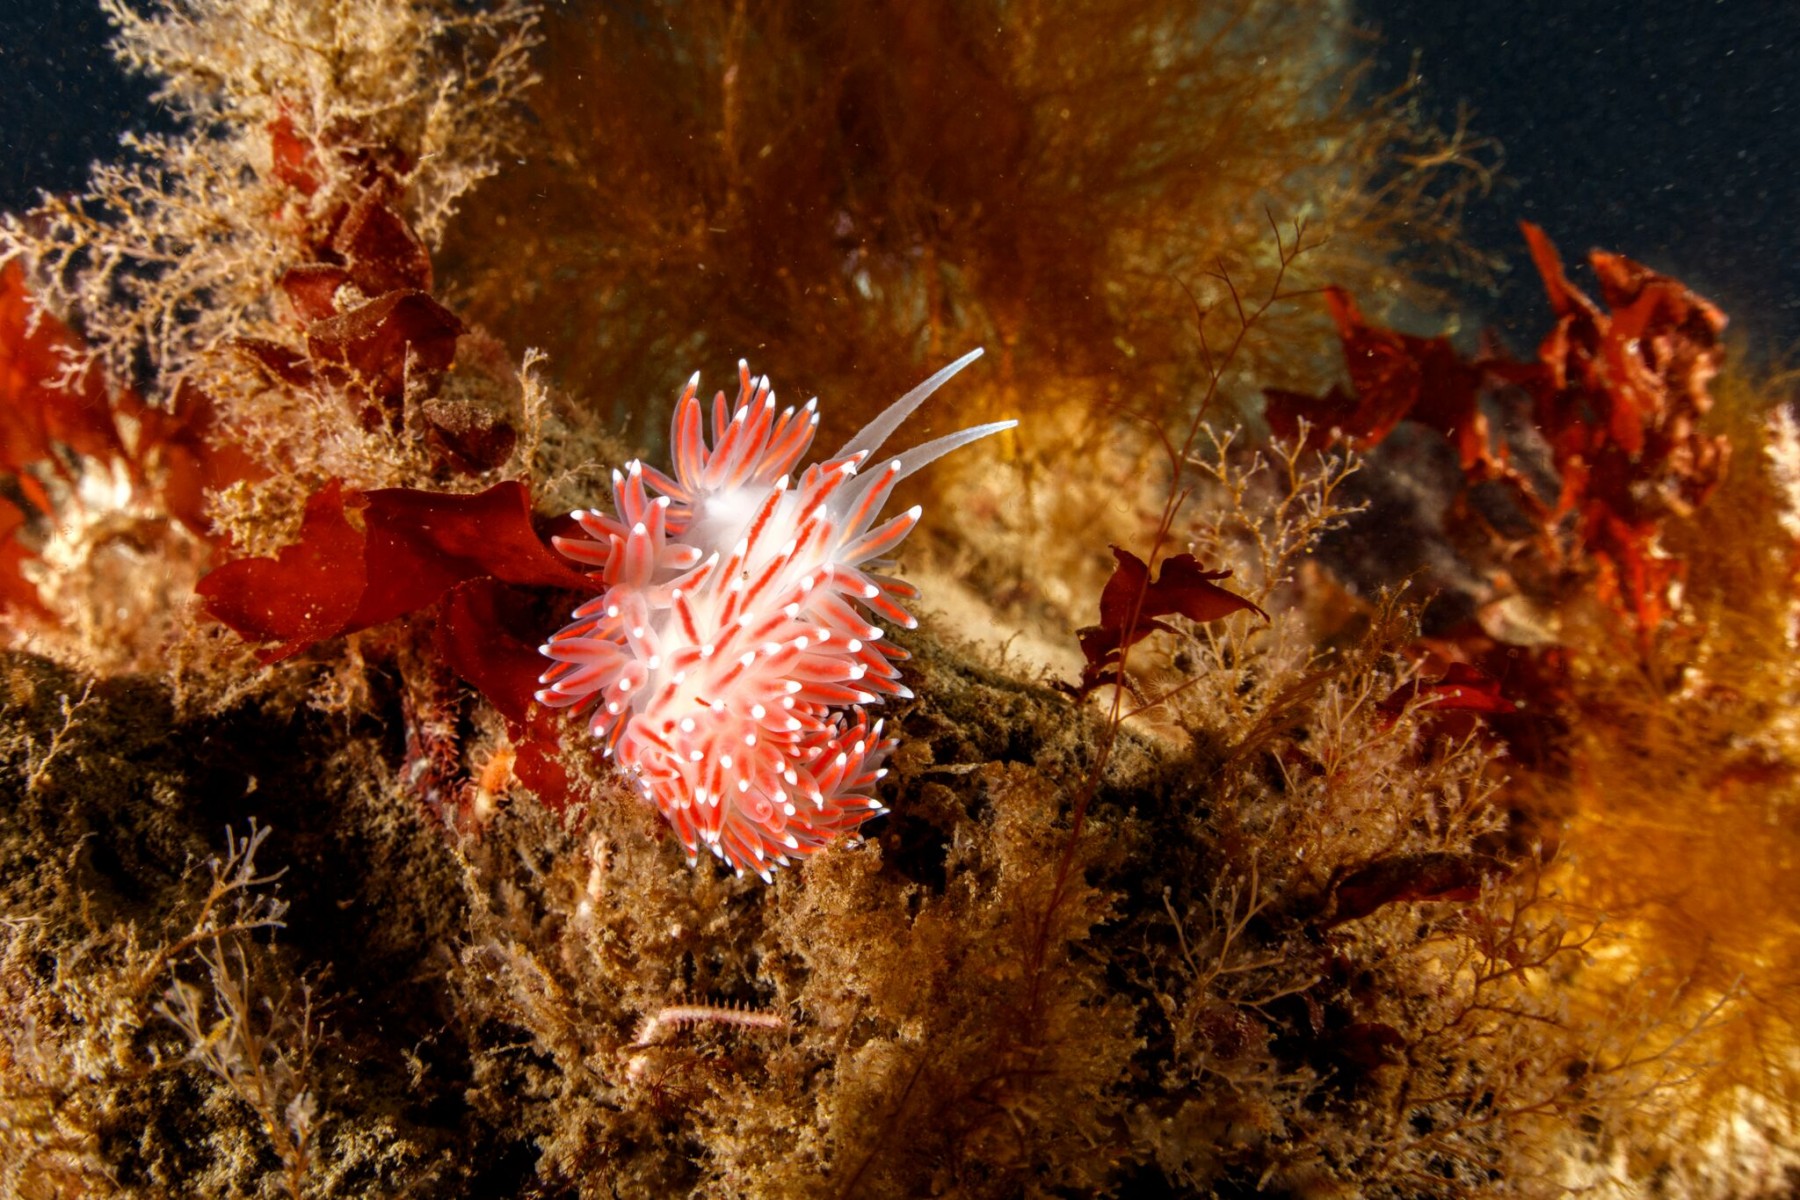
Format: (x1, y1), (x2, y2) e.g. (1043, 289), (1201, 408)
(536, 350), (1010, 881)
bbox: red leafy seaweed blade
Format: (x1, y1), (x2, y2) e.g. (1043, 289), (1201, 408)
(1072, 546), (1267, 699)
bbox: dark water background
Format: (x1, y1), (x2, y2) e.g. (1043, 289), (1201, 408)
(0, 1), (167, 206)
(3, 0), (1796, 355)
(1363, 0), (1800, 357)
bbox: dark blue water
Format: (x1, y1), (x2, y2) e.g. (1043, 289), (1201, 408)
(0, 0), (165, 205)
(1364, 0), (1800, 356)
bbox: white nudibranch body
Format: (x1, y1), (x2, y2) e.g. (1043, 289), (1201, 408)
(535, 349), (1010, 880)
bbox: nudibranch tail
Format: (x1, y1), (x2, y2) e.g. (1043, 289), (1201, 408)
(537, 350), (1012, 881)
